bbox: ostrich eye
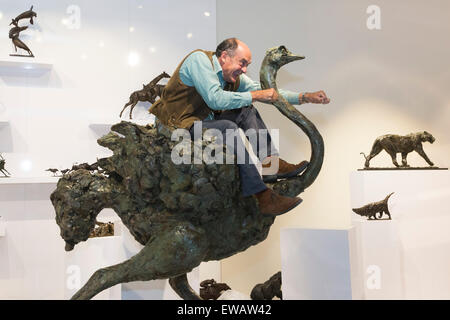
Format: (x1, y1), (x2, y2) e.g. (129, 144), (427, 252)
(279, 46), (287, 54)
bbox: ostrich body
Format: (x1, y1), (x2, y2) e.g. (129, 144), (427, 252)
(50, 46), (324, 300)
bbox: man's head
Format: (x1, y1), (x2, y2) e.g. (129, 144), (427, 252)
(216, 38), (252, 83)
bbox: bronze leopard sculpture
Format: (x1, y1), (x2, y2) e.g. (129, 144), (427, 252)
(362, 131), (435, 168)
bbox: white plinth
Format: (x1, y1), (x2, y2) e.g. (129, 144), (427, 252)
(280, 228), (361, 300)
(350, 170), (450, 299)
(64, 233), (126, 300)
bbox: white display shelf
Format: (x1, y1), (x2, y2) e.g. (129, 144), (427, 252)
(0, 59), (53, 71)
(0, 222), (5, 237)
(280, 227), (360, 300)
(0, 176), (59, 184)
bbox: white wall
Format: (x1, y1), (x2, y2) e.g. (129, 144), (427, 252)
(0, 0), (217, 299)
(0, 0), (216, 176)
(217, 0), (450, 295)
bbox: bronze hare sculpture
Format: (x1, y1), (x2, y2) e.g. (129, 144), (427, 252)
(50, 46), (324, 300)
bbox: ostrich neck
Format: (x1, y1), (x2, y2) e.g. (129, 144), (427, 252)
(260, 60), (324, 194)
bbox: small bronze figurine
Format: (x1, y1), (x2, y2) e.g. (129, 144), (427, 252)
(361, 131), (436, 169)
(9, 6), (37, 58)
(119, 71), (170, 119)
(352, 192), (394, 220)
(60, 169), (70, 175)
(0, 154), (11, 177)
(46, 168), (59, 176)
(199, 279), (231, 300)
(9, 25), (34, 57)
(89, 221), (114, 238)
(9, 6), (37, 26)
(250, 271), (282, 300)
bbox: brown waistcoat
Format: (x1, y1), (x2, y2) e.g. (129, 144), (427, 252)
(149, 49), (240, 129)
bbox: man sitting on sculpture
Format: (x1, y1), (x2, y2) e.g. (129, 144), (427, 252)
(149, 38), (330, 216)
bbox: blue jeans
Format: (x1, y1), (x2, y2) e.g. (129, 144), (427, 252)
(189, 105), (278, 197)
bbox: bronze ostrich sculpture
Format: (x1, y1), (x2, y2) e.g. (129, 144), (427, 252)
(50, 45), (324, 300)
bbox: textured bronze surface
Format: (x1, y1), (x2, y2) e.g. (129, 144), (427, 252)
(9, 6), (37, 57)
(50, 46), (325, 300)
(361, 131), (437, 169)
(199, 279), (231, 300)
(119, 72), (170, 119)
(250, 271), (282, 300)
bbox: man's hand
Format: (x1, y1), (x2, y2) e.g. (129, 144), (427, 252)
(251, 88), (279, 103)
(302, 91), (330, 104)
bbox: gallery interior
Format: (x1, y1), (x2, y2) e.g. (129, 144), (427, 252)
(0, 0), (449, 300)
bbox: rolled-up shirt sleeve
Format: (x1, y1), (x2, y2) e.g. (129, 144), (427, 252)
(179, 51), (252, 111)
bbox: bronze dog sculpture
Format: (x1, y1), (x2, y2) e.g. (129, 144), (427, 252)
(361, 131), (435, 168)
(352, 192), (394, 220)
(50, 46), (324, 300)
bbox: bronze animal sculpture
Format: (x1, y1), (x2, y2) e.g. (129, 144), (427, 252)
(199, 279), (231, 300)
(9, 25), (34, 57)
(119, 72), (170, 119)
(361, 131), (435, 168)
(50, 45), (324, 300)
(46, 168), (59, 176)
(89, 221), (114, 238)
(0, 154), (11, 177)
(70, 162), (99, 172)
(9, 6), (37, 26)
(352, 192), (394, 220)
(250, 271), (282, 300)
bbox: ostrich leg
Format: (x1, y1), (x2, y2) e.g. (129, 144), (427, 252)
(169, 274), (202, 300)
(71, 222), (208, 300)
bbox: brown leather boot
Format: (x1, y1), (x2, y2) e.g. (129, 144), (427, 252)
(255, 188), (303, 216)
(262, 158), (309, 183)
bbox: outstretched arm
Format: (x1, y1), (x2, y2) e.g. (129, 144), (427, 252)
(239, 74), (330, 105)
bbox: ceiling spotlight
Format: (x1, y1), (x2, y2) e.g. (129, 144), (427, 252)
(128, 51), (140, 67)
(20, 159), (33, 172)
(187, 33), (193, 39)
(204, 12), (210, 17)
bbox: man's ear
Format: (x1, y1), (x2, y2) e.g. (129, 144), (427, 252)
(220, 50), (229, 60)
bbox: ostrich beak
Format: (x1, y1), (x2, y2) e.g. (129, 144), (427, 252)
(278, 46), (305, 66)
(287, 54), (305, 62)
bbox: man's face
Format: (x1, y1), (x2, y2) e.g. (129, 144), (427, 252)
(219, 43), (252, 83)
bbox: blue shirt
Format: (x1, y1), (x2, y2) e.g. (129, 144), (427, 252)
(179, 51), (300, 121)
